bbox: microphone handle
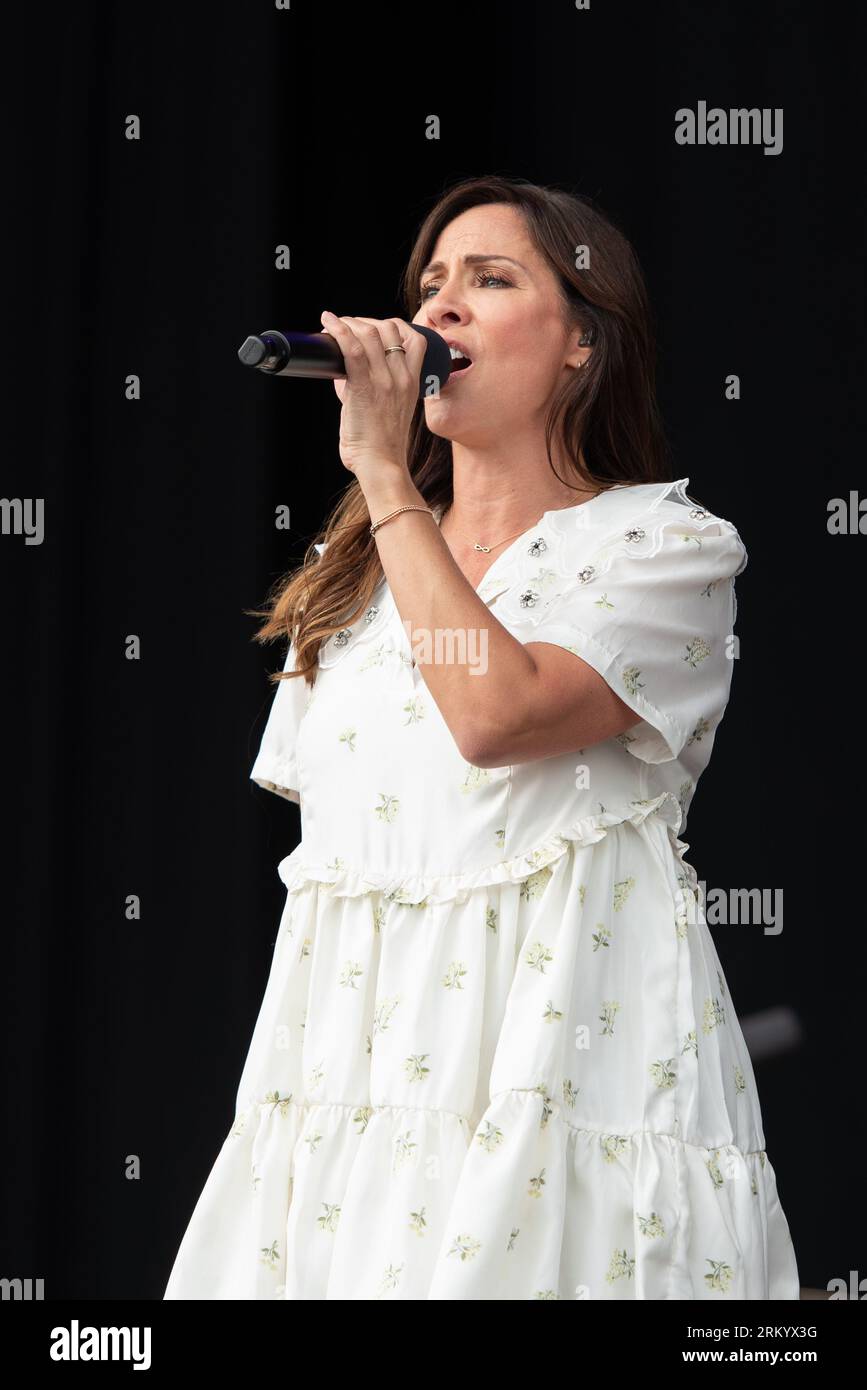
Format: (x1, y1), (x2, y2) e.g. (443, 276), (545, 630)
(240, 330), (343, 378)
(238, 325), (452, 397)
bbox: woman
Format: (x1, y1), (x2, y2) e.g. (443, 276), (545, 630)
(164, 175), (800, 1300)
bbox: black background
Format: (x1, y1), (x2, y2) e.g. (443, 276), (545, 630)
(0, 0), (862, 1300)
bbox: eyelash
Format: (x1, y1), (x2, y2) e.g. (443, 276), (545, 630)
(417, 269), (513, 302)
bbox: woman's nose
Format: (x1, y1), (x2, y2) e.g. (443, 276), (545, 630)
(426, 292), (468, 326)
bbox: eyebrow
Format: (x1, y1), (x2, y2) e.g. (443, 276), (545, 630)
(419, 253), (529, 278)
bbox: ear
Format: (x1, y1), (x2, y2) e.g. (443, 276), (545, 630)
(565, 319), (595, 370)
(564, 335), (592, 371)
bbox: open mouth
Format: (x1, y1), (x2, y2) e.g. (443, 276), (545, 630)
(446, 348), (474, 381)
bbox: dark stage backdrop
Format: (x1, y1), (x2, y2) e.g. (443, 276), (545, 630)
(0, 0), (862, 1300)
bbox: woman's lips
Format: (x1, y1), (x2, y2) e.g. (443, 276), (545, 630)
(442, 360), (475, 388)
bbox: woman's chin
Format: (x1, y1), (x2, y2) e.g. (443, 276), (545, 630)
(422, 397), (461, 427)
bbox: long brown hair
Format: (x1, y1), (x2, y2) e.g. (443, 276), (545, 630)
(248, 174), (673, 687)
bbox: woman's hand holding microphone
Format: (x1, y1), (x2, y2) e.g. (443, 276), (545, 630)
(319, 309), (429, 521)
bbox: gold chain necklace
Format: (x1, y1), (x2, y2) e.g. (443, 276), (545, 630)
(469, 526), (530, 554)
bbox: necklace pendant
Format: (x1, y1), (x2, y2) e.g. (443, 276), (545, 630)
(473, 543), (491, 553)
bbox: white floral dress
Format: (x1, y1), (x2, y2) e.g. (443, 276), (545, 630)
(164, 476), (800, 1301)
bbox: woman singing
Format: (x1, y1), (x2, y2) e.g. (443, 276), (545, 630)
(164, 174), (800, 1300)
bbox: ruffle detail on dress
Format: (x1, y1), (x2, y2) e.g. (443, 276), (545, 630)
(165, 1087), (799, 1299)
(276, 791), (699, 909)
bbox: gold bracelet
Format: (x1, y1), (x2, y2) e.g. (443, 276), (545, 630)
(369, 504), (435, 537)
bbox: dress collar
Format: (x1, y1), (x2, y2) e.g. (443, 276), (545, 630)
(432, 479), (693, 603)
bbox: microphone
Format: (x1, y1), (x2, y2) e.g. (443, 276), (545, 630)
(237, 325), (452, 398)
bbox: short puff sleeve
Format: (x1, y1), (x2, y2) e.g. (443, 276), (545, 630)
(249, 641), (311, 804)
(523, 513), (747, 764)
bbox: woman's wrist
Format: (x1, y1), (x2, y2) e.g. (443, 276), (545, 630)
(358, 462), (427, 527)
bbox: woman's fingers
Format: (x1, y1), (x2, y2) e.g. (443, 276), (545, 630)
(322, 314), (390, 390)
(385, 318), (431, 387)
(319, 313), (427, 471)
(370, 316), (429, 368)
(351, 318), (402, 389)
(350, 315), (403, 345)
(388, 317), (429, 354)
(321, 313), (426, 390)
(320, 311), (374, 388)
(347, 316), (407, 383)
